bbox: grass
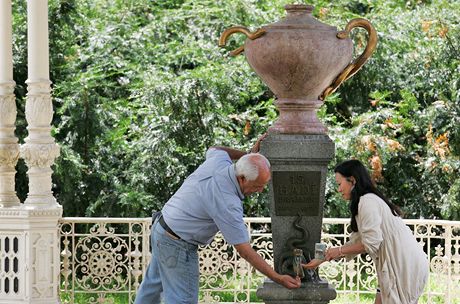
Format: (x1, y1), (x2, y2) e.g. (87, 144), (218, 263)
(61, 272), (459, 304)
(60, 291), (131, 304)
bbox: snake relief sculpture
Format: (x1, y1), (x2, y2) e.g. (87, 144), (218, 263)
(278, 214), (320, 283)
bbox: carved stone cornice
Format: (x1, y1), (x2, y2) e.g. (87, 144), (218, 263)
(0, 207), (62, 218)
(20, 143), (60, 168)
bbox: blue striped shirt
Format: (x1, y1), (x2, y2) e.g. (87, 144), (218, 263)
(161, 148), (249, 245)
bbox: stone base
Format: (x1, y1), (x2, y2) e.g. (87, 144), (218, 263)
(256, 279), (336, 304)
(0, 205), (62, 304)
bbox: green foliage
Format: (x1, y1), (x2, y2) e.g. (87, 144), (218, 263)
(322, 0), (460, 220)
(11, 0), (460, 219)
(25, 0), (280, 217)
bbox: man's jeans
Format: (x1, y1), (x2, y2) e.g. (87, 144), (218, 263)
(134, 217), (199, 303)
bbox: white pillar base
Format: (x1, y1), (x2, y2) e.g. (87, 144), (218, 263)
(0, 205), (62, 304)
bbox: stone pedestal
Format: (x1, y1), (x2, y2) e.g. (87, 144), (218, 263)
(257, 279), (336, 304)
(0, 206), (62, 303)
(257, 134), (336, 303)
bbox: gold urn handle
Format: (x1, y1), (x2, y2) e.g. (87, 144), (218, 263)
(219, 26), (266, 56)
(321, 18), (378, 100)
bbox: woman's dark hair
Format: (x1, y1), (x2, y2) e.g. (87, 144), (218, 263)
(334, 159), (403, 232)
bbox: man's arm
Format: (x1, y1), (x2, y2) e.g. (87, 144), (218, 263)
(234, 243), (301, 289)
(211, 133), (268, 160)
(211, 146), (246, 160)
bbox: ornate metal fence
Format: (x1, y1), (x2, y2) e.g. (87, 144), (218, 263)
(59, 217), (460, 303)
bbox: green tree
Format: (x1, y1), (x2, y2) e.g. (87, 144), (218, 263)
(11, 0), (459, 219)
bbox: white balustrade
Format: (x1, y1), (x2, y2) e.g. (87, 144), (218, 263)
(58, 217), (460, 304)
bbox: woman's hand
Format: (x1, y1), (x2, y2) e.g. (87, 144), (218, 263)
(325, 247), (343, 261)
(301, 258), (325, 270)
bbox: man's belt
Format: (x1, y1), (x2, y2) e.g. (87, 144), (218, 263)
(159, 215), (181, 240)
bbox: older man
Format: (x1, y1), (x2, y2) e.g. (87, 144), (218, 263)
(135, 145), (301, 303)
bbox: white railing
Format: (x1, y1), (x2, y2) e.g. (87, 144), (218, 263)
(58, 217), (460, 303)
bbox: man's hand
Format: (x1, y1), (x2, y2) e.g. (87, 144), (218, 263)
(275, 274), (301, 289)
(301, 258), (325, 270)
(234, 243), (301, 289)
(250, 133), (268, 153)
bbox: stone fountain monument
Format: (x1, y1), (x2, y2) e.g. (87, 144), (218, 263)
(219, 4), (377, 304)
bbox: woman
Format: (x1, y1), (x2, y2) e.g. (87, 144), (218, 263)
(304, 159), (428, 304)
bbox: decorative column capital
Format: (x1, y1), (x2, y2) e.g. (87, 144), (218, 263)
(20, 143), (60, 168)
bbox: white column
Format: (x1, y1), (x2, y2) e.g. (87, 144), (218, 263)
(27, 0), (49, 81)
(0, 0), (63, 303)
(20, 0), (60, 207)
(0, 0), (20, 207)
(0, 0), (14, 81)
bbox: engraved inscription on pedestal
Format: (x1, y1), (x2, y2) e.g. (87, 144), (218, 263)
(273, 171), (321, 216)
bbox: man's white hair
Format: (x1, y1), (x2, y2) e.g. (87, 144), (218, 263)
(235, 153), (271, 181)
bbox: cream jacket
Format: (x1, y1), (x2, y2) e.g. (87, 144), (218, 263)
(345, 193), (428, 304)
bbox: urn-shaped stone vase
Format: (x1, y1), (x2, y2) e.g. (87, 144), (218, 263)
(220, 4), (377, 134)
